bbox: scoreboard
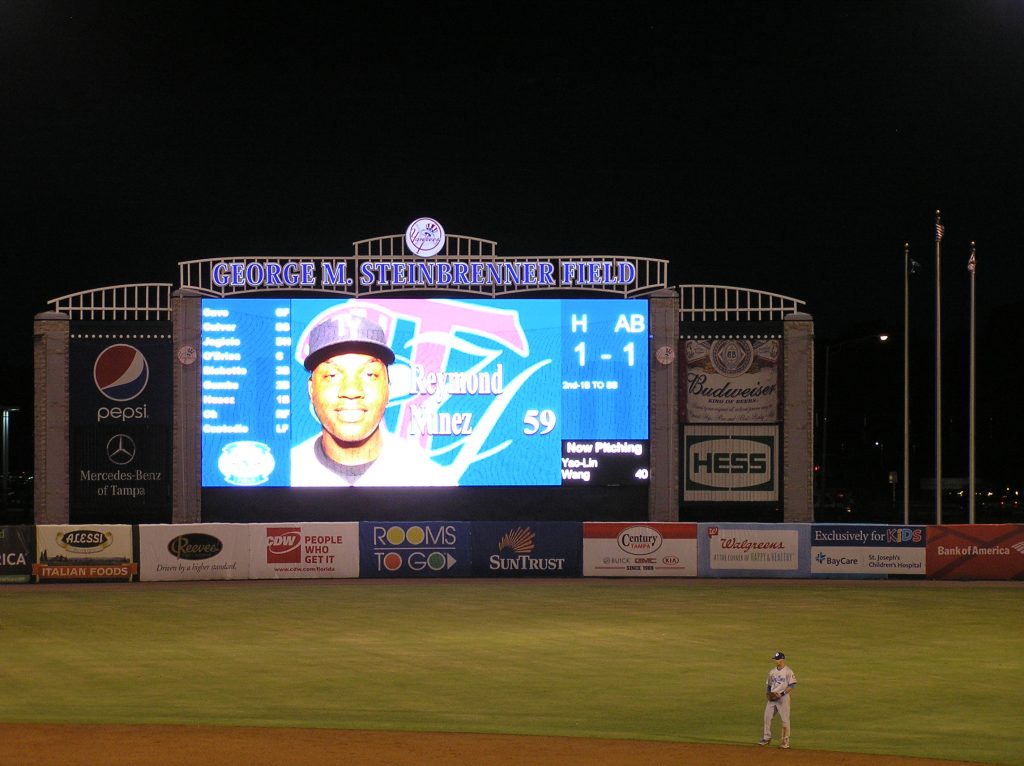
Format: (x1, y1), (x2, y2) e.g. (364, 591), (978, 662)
(200, 298), (649, 488)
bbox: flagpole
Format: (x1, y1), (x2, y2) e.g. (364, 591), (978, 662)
(968, 241), (977, 523)
(935, 211), (943, 524)
(903, 242), (911, 525)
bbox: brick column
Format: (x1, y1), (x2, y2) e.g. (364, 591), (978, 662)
(33, 311), (70, 524)
(648, 289), (680, 521)
(782, 312), (815, 522)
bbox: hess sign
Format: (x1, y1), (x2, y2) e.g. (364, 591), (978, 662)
(684, 429), (778, 501)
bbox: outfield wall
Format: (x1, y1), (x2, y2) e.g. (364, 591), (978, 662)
(4, 523), (1023, 583)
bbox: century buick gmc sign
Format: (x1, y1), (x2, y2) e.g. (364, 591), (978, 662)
(582, 522), (698, 577)
(683, 425), (779, 502)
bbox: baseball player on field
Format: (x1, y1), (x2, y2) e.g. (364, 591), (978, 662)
(759, 651), (796, 749)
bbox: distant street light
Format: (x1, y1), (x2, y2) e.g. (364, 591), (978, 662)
(2, 406), (19, 508)
(820, 335), (889, 517)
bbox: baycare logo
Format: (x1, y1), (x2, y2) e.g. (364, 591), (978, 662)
(266, 527), (302, 564)
(815, 552), (859, 567)
(167, 534), (223, 561)
(57, 529), (113, 554)
(617, 526), (663, 555)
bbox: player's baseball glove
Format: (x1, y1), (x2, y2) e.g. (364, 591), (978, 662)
(768, 691), (782, 701)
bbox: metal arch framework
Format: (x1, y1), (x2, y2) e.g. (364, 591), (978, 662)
(46, 283), (173, 321)
(678, 284), (805, 322)
(43, 281), (802, 322)
(177, 233), (670, 298)
(353, 233), (498, 258)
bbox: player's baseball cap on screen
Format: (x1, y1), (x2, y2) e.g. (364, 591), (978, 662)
(772, 651), (786, 660)
(303, 314), (396, 371)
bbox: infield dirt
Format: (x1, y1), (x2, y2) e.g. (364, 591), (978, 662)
(0, 724), (996, 766)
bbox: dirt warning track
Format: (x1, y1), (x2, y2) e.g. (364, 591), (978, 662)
(0, 724), (995, 766)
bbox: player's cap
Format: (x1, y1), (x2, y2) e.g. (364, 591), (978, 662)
(303, 313), (396, 371)
(772, 651), (786, 660)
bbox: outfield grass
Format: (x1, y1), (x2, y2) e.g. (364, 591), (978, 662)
(2, 579), (1021, 765)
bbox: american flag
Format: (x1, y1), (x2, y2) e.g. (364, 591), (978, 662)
(935, 220), (945, 242)
(967, 248), (976, 274)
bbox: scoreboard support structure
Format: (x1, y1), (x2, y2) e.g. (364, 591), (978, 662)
(33, 311), (70, 525)
(782, 312), (814, 522)
(32, 230), (813, 525)
(648, 289), (679, 522)
(173, 288), (203, 524)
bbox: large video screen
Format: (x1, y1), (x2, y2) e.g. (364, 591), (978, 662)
(200, 298), (648, 487)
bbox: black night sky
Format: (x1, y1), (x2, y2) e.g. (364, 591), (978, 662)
(3, 2), (1023, 496)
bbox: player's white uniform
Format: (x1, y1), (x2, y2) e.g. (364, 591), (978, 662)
(763, 664), (797, 742)
(291, 430), (456, 486)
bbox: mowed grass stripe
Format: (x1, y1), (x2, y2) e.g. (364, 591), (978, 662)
(2, 580), (1020, 765)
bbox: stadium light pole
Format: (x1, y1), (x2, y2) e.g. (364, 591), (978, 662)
(820, 334), (889, 514)
(902, 242), (925, 525)
(903, 243), (911, 525)
(1, 406), (18, 508)
(968, 241), (977, 524)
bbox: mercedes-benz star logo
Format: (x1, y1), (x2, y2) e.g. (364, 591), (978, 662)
(106, 434), (137, 466)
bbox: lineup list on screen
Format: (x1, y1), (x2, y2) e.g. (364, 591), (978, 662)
(202, 299), (290, 486)
(200, 298), (649, 488)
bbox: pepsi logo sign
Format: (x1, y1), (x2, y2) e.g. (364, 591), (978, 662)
(94, 344), (149, 401)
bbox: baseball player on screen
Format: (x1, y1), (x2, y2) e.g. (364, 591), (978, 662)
(759, 651), (796, 749)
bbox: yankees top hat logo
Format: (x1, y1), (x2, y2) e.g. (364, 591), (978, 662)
(94, 344), (150, 401)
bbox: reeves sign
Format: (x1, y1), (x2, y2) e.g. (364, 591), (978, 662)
(139, 524), (249, 581)
(683, 425), (779, 502)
